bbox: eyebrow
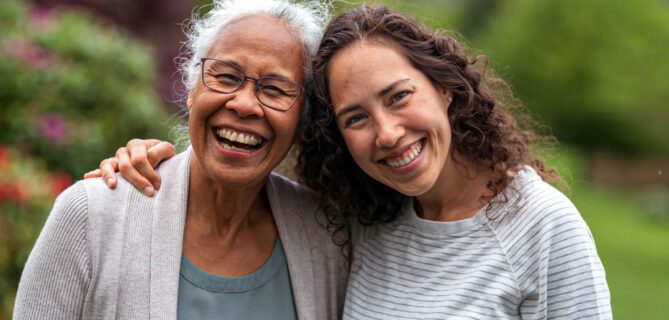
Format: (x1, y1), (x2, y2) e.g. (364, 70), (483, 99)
(335, 78), (411, 119)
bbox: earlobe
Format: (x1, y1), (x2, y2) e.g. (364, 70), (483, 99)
(442, 89), (453, 106)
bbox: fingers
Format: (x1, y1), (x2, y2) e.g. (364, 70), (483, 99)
(115, 145), (154, 196)
(147, 141), (177, 168)
(101, 156), (120, 189)
(83, 168), (102, 179)
(85, 139), (175, 197)
(125, 139), (164, 194)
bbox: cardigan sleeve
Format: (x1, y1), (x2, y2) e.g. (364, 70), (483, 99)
(13, 181), (92, 320)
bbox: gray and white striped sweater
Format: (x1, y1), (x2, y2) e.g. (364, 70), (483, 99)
(344, 168), (611, 319)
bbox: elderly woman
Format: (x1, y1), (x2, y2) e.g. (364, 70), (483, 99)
(13, 1), (347, 319)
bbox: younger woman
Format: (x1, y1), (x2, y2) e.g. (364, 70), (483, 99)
(298, 5), (611, 319)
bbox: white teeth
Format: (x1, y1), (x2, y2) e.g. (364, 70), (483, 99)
(384, 141), (423, 168)
(222, 143), (247, 152)
(216, 128), (262, 146)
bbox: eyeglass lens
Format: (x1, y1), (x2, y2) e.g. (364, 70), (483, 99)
(201, 59), (301, 111)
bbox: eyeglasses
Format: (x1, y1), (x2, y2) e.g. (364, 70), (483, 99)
(199, 57), (305, 112)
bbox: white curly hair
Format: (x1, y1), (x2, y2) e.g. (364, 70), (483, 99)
(179, 0), (331, 91)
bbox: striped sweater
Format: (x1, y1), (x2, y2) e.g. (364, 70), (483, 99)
(344, 168), (611, 319)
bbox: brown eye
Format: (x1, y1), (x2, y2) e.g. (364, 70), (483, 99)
(344, 114), (368, 128)
(389, 90), (411, 105)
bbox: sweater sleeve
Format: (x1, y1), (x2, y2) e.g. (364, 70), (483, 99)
(13, 181), (91, 320)
(512, 189), (612, 319)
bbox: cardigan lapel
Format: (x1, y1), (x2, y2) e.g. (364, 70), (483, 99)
(149, 150), (191, 319)
(266, 173), (316, 320)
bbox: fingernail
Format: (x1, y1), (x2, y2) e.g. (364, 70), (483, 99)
(107, 178), (115, 185)
(143, 186), (154, 196)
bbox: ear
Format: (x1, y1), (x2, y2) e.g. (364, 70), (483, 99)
(441, 88), (453, 107)
(187, 91), (194, 111)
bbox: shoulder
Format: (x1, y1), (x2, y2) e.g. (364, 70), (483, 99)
(267, 172), (320, 211)
(43, 181), (90, 238)
(266, 172), (347, 244)
(492, 168), (596, 252)
(504, 168), (583, 225)
(154, 149), (192, 177)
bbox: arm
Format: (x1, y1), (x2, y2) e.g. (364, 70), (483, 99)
(83, 139), (175, 196)
(13, 183), (91, 320)
(520, 211), (612, 319)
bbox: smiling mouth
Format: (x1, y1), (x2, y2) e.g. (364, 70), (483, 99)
(213, 127), (266, 153)
(380, 139), (425, 168)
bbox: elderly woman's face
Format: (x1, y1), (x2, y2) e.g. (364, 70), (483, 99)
(187, 14), (305, 188)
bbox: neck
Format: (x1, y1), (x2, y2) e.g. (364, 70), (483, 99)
(415, 155), (492, 222)
(186, 157), (271, 241)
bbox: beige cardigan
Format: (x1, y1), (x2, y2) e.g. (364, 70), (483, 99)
(14, 149), (348, 319)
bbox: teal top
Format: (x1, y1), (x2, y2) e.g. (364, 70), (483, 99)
(177, 239), (297, 320)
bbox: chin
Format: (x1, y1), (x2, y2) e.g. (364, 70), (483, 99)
(387, 181), (432, 197)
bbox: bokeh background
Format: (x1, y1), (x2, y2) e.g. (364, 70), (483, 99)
(1, 0), (667, 318)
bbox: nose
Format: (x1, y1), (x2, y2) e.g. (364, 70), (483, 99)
(374, 114), (404, 148)
(224, 80), (264, 118)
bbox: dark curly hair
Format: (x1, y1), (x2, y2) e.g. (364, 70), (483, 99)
(297, 5), (556, 241)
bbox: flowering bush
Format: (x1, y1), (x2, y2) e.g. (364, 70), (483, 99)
(0, 0), (172, 176)
(0, 1), (172, 317)
(0, 145), (71, 318)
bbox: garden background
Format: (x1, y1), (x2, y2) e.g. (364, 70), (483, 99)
(1, 0), (668, 318)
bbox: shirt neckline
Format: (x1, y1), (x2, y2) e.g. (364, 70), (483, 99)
(179, 238), (285, 293)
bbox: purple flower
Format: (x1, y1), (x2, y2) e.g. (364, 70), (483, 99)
(38, 114), (69, 145)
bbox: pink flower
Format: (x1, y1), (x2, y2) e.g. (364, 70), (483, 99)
(38, 114), (69, 145)
(2, 37), (54, 70)
(29, 7), (55, 31)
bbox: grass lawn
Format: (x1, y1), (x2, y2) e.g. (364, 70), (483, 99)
(549, 148), (669, 319)
(573, 184), (669, 319)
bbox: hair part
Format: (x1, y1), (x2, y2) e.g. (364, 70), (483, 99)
(297, 5), (558, 236)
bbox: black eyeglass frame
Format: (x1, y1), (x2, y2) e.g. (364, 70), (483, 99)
(199, 57), (305, 112)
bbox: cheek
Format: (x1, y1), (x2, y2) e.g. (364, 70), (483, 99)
(342, 132), (371, 165)
(270, 111), (301, 145)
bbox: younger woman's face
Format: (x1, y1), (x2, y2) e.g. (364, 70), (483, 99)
(327, 41), (454, 196)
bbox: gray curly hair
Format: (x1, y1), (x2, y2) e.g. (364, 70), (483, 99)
(172, 0), (331, 147)
(179, 0), (331, 91)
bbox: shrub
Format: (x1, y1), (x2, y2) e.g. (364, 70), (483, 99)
(0, 1), (171, 317)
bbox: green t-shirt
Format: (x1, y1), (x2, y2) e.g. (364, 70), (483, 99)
(177, 239), (296, 320)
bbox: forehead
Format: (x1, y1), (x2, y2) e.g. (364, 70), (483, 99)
(327, 41), (414, 104)
(208, 14), (305, 82)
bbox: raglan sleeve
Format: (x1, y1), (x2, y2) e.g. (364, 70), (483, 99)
(519, 199), (612, 319)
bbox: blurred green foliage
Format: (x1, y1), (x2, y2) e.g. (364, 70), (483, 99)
(474, 0), (669, 155)
(0, 0), (171, 317)
(0, 0), (171, 176)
